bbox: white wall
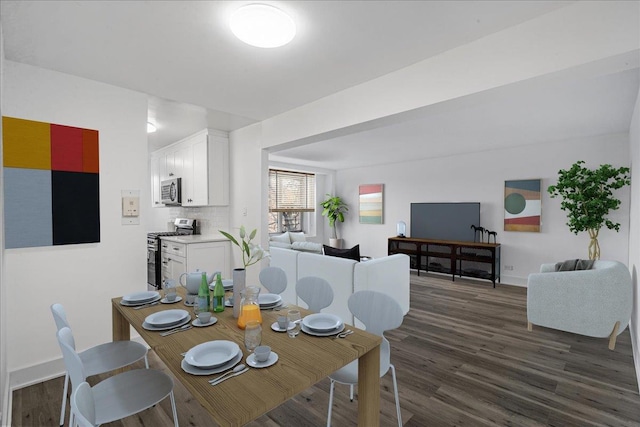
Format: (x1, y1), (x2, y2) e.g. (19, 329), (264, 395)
(335, 133), (631, 286)
(3, 61), (149, 387)
(0, 18), (8, 425)
(629, 87), (640, 390)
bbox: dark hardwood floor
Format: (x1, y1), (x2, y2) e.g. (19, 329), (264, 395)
(12, 272), (640, 426)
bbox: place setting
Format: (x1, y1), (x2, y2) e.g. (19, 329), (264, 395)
(300, 313), (346, 337)
(119, 290), (161, 307)
(181, 340), (244, 376)
(142, 308), (191, 332)
(258, 293), (284, 310)
(191, 311), (217, 328)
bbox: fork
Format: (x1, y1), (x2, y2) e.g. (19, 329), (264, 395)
(209, 367), (249, 386)
(134, 301), (160, 310)
(160, 324), (192, 336)
(335, 330), (353, 339)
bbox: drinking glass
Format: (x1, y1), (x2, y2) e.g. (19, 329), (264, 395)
(287, 310), (301, 338)
(244, 320), (262, 352)
(163, 279), (177, 301)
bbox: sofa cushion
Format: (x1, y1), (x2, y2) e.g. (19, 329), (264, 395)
(269, 241), (292, 249)
(270, 232), (290, 244)
(323, 244), (360, 261)
(292, 241), (322, 253)
(289, 232), (307, 243)
(554, 259), (594, 271)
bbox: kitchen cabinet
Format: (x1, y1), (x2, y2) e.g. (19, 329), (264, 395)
(150, 154), (162, 207)
(160, 238), (231, 285)
(151, 128), (229, 207)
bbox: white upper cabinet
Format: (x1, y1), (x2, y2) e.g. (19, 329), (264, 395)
(151, 129), (229, 207)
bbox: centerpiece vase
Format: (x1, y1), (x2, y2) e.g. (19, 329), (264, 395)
(232, 268), (246, 318)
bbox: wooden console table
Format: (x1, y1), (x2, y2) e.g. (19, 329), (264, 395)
(388, 237), (501, 287)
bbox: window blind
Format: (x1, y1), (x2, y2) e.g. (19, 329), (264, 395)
(269, 169), (316, 212)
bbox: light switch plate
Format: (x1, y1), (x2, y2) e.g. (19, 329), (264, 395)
(121, 190), (140, 225)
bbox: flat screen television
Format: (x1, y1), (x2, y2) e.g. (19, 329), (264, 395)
(410, 202), (480, 242)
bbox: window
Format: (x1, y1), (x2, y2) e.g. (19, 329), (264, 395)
(269, 169), (316, 233)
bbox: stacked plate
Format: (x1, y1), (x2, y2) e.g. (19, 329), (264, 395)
(181, 340), (243, 375)
(259, 293), (283, 310)
(301, 313), (345, 337)
(208, 279), (234, 292)
(120, 291), (161, 307)
(142, 309), (190, 331)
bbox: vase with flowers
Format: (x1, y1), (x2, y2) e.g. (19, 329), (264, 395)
(219, 225), (269, 318)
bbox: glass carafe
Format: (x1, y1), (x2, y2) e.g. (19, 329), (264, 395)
(237, 286), (262, 329)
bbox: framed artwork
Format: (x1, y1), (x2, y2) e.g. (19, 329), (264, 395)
(359, 184), (384, 224)
(504, 179), (541, 232)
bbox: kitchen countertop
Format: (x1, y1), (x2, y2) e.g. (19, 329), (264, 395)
(159, 235), (229, 244)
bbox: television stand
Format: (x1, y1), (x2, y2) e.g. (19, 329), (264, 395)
(388, 237), (501, 287)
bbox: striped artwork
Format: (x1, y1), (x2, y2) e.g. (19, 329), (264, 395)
(359, 184), (383, 224)
(504, 179), (541, 232)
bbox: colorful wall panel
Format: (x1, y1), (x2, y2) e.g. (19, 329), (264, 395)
(504, 179), (541, 232)
(359, 183), (384, 224)
(3, 116), (100, 248)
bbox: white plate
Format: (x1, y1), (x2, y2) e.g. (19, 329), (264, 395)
(302, 313), (342, 332)
(161, 296), (182, 304)
(142, 316), (191, 331)
(185, 340), (240, 369)
(145, 309), (189, 327)
(122, 290), (160, 303)
(191, 317), (218, 327)
(181, 351), (242, 376)
(247, 352), (279, 368)
(260, 301), (283, 310)
(270, 321), (295, 332)
(301, 323), (346, 337)
(120, 295), (161, 307)
(259, 294), (282, 306)
(183, 299), (196, 307)
(209, 279), (234, 291)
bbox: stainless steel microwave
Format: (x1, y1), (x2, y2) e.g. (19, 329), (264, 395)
(161, 178), (181, 205)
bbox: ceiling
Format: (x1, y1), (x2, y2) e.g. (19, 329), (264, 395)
(2, 1), (638, 169)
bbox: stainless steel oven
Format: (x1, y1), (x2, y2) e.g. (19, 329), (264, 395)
(147, 218), (197, 291)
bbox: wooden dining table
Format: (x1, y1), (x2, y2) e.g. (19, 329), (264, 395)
(111, 287), (382, 426)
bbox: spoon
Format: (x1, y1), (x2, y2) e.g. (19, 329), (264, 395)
(208, 364), (246, 384)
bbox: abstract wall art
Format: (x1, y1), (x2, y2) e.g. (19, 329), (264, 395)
(3, 116), (100, 248)
(504, 179), (541, 232)
(359, 184), (383, 224)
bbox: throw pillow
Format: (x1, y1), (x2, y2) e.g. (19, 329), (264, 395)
(323, 244), (360, 261)
(289, 232), (307, 243)
(554, 259), (595, 271)
(270, 232), (290, 244)
(292, 241), (323, 253)
(269, 241), (292, 249)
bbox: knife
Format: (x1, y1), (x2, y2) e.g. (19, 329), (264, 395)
(134, 301), (160, 310)
(210, 367), (249, 385)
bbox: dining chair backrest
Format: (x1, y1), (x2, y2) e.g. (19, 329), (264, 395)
(51, 303), (71, 333)
(348, 290), (404, 336)
(57, 327), (87, 390)
(259, 266), (288, 294)
(296, 276), (334, 312)
(71, 382), (97, 427)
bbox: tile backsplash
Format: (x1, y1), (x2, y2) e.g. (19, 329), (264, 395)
(166, 206), (230, 235)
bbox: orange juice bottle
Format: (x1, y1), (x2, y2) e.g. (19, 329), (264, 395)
(237, 286), (262, 329)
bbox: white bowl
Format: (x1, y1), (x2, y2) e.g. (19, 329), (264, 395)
(122, 290), (159, 303)
(302, 313), (342, 332)
(145, 309), (189, 327)
(185, 340), (240, 369)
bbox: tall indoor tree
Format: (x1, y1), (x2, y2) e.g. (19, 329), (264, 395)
(548, 160), (631, 260)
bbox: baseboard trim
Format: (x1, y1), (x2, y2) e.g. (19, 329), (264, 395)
(2, 373), (10, 427)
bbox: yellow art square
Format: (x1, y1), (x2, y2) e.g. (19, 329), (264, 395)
(3, 116), (51, 170)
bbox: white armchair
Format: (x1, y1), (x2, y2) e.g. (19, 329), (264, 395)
(526, 260), (632, 350)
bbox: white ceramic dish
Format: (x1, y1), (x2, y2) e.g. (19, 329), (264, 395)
(183, 299), (196, 307)
(185, 340), (240, 369)
(181, 351), (242, 376)
(122, 290), (160, 303)
(142, 316), (191, 331)
(302, 313), (342, 332)
(145, 309), (189, 327)
(301, 323), (346, 337)
(270, 321), (295, 332)
(161, 296), (182, 304)
(191, 317), (218, 328)
(260, 301), (283, 310)
(209, 279), (234, 291)
(259, 293), (282, 306)
(246, 352), (278, 368)
(120, 295), (161, 307)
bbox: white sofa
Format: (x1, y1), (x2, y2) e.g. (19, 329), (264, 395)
(269, 246), (410, 326)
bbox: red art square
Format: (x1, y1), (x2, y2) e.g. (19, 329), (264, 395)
(82, 129), (99, 173)
(51, 124), (83, 172)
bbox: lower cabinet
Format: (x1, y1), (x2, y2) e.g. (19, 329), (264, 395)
(161, 239), (231, 285)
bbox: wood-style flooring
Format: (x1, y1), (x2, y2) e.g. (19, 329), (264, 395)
(12, 272), (640, 426)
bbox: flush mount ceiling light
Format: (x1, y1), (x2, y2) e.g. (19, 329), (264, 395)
(147, 122), (157, 133)
(230, 4), (296, 48)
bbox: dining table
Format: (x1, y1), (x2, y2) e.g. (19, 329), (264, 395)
(111, 287), (382, 426)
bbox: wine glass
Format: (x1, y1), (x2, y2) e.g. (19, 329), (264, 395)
(244, 320), (262, 353)
(287, 310), (301, 338)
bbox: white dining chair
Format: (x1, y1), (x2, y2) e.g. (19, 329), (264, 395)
(50, 303), (149, 427)
(259, 266), (288, 294)
(69, 382), (95, 427)
(326, 290), (404, 427)
(296, 276), (334, 312)
(57, 327), (179, 427)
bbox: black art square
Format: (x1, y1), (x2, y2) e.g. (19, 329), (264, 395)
(51, 171), (100, 245)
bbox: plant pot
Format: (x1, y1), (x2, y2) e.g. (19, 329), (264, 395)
(329, 238), (343, 249)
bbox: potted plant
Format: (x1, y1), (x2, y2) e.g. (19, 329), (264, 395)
(547, 160), (630, 260)
(320, 194), (348, 249)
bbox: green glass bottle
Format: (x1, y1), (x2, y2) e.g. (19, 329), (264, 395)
(213, 273), (225, 313)
(197, 272), (210, 313)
